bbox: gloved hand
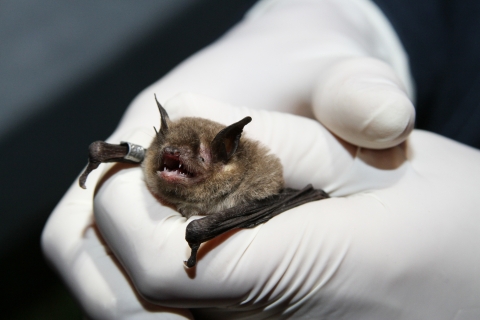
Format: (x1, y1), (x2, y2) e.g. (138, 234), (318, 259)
(94, 94), (480, 320)
(41, 0), (480, 319)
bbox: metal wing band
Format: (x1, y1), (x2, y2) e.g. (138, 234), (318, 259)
(120, 141), (146, 163)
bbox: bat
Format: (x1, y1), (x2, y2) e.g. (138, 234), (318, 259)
(79, 95), (329, 267)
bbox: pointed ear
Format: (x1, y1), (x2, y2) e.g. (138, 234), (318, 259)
(211, 117), (252, 163)
(154, 94), (169, 136)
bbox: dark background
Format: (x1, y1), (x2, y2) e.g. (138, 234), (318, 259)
(1, 0), (479, 318)
(374, 0), (480, 148)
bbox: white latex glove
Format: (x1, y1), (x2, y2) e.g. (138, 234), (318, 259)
(40, 0), (446, 318)
(94, 94), (480, 320)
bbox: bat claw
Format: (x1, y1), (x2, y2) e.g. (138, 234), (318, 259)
(78, 161), (100, 189)
(184, 243), (200, 268)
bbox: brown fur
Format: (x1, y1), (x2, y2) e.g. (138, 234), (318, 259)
(143, 117), (284, 218)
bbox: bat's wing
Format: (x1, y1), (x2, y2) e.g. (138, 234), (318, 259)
(78, 141), (146, 189)
(184, 185), (329, 268)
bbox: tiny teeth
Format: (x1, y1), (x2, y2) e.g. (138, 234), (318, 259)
(179, 164), (182, 168)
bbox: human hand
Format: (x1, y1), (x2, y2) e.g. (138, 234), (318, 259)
(42, 0), (424, 318)
(95, 94), (480, 319)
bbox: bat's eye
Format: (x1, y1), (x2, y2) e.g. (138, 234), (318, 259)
(199, 157), (205, 162)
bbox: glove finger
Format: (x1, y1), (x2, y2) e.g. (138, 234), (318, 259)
(312, 57), (415, 149)
(163, 93), (409, 196)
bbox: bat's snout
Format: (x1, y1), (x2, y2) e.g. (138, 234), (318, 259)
(159, 149), (195, 178)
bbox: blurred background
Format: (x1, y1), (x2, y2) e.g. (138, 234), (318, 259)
(1, 0), (479, 318)
(0, 0), (257, 318)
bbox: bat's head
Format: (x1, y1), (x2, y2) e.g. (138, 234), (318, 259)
(143, 95), (253, 216)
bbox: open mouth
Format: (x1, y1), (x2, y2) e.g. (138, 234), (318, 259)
(158, 153), (195, 178)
